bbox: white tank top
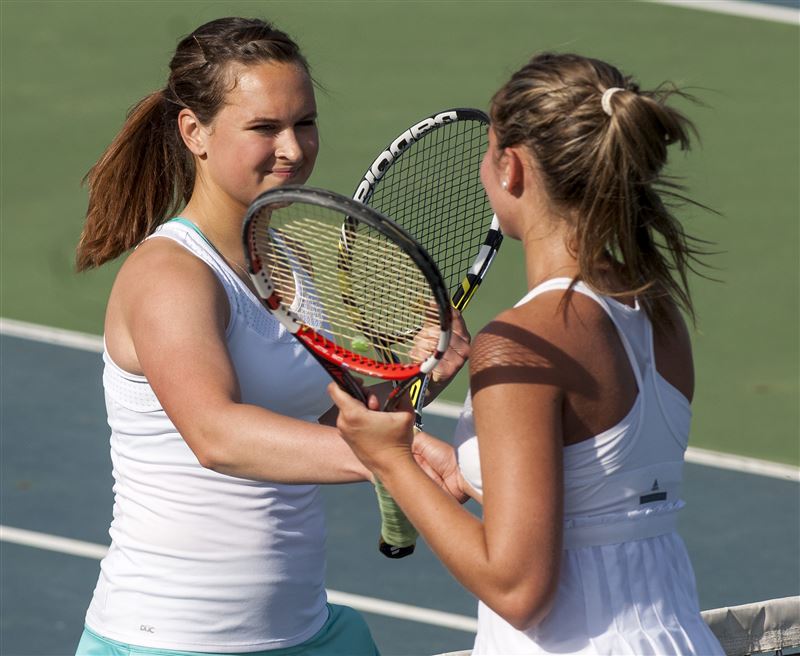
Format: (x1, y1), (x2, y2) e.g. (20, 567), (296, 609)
(454, 278), (691, 547)
(85, 220), (333, 652)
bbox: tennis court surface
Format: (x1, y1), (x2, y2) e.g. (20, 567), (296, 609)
(1, 0), (798, 654)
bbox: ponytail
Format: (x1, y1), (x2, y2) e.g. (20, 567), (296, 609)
(76, 90), (191, 270)
(490, 53), (714, 330)
(577, 83), (708, 328)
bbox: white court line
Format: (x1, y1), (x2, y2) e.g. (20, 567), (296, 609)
(0, 525), (108, 560)
(3, 316), (799, 483)
(684, 446), (799, 481)
(0, 317), (103, 352)
(0, 525), (478, 633)
(648, 0), (799, 25)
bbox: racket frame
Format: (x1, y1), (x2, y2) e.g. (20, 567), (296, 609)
(242, 185), (452, 408)
(352, 108), (504, 415)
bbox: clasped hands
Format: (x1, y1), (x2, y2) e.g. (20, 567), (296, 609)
(328, 308), (472, 503)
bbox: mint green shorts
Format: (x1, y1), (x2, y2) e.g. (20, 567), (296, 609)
(75, 604), (380, 656)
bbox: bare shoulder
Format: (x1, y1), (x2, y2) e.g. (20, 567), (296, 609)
(113, 237), (226, 311)
(470, 288), (625, 396)
(105, 236), (229, 373)
(472, 289), (610, 364)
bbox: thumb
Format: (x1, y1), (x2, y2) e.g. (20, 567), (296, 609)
(327, 381), (363, 410)
(366, 392), (381, 411)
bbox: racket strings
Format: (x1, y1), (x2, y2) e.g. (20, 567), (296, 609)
(368, 119), (491, 295)
(251, 208), (439, 365)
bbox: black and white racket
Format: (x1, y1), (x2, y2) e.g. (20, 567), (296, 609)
(353, 108), (502, 421)
(243, 185), (451, 558)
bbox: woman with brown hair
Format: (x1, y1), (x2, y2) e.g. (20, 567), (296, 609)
(74, 16), (467, 656)
(331, 53), (725, 655)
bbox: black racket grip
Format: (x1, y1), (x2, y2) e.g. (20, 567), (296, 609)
(374, 479), (417, 558)
(379, 539), (416, 559)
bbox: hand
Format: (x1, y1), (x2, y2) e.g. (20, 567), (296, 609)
(436, 308), (471, 383)
(327, 382), (416, 475)
(411, 431), (470, 504)
(411, 309), (471, 399)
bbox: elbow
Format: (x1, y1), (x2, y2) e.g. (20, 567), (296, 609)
(490, 574), (560, 632)
(192, 441), (225, 471)
(502, 594), (556, 632)
(182, 425), (230, 472)
(194, 448), (219, 471)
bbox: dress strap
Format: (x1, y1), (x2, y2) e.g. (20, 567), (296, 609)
(514, 277), (576, 308)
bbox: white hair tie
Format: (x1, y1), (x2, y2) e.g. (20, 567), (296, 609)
(601, 87), (624, 116)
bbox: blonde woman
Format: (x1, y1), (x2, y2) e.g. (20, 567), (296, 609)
(331, 53), (724, 655)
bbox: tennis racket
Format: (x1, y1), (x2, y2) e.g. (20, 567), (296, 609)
(353, 108), (502, 423)
(242, 185), (451, 558)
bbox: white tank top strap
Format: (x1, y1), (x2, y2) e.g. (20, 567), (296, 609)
(144, 219), (245, 322)
(144, 219), (297, 343)
(515, 277), (647, 392)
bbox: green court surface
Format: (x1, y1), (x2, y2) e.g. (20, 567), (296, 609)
(1, 1), (797, 464)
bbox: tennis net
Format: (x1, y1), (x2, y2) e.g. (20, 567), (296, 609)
(703, 596), (800, 656)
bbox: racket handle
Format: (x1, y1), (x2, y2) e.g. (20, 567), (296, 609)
(374, 479), (417, 558)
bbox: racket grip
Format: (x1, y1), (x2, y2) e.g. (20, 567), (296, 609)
(374, 478), (418, 558)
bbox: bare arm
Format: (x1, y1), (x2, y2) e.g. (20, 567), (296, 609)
(330, 307), (565, 629)
(108, 239), (372, 484)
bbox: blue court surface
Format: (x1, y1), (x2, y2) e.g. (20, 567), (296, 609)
(1, 329), (798, 656)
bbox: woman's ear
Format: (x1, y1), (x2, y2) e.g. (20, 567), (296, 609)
(178, 108), (207, 158)
(502, 147), (525, 196)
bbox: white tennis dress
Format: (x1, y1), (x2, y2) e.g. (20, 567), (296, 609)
(454, 279), (724, 655)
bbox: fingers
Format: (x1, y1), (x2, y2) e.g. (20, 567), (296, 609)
(451, 308), (471, 338)
(327, 381), (352, 408)
(327, 381), (381, 411)
(448, 308), (471, 356)
(413, 452), (445, 486)
(431, 316), (471, 383)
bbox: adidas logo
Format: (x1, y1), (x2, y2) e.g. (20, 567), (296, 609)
(639, 479), (667, 505)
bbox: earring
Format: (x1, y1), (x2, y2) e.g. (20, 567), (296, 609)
(501, 180), (508, 190)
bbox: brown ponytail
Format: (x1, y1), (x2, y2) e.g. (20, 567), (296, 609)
(490, 53), (713, 329)
(76, 17), (310, 271)
(76, 91), (188, 270)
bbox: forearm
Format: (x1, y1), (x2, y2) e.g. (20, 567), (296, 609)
(375, 457), (504, 601)
(376, 455), (558, 628)
(181, 402), (373, 484)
